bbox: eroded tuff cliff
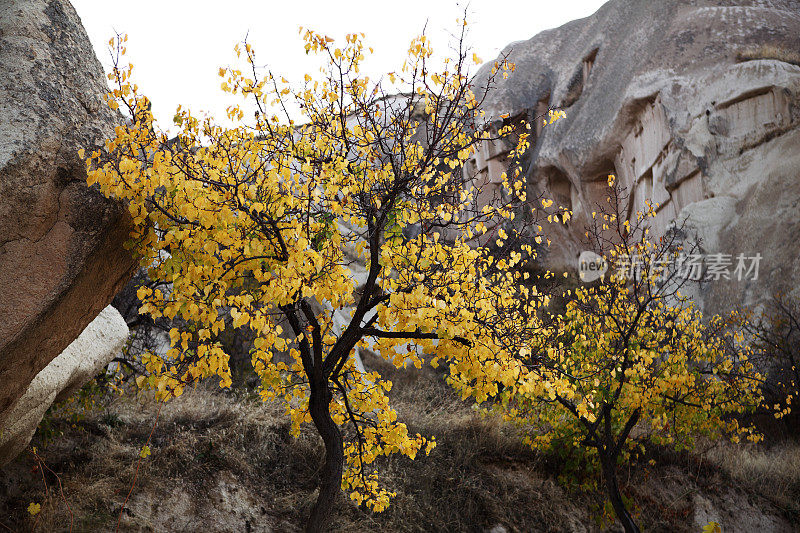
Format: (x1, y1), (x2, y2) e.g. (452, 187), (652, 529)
(0, 0), (135, 443)
(470, 0), (800, 315)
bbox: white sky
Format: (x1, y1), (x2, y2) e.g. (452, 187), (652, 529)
(72, 0), (607, 130)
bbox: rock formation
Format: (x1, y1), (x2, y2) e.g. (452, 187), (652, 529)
(0, 306), (129, 467)
(0, 0), (136, 449)
(472, 0), (800, 316)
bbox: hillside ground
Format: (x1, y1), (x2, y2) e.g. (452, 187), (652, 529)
(1, 357), (799, 532)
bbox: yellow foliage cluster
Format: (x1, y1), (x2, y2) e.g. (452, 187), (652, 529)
(85, 28), (535, 511)
(448, 191), (768, 470)
(86, 27), (770, 524)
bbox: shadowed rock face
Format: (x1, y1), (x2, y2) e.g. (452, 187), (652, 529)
(471, 0), (800, 315)
(0, 306), (129, 467)
(0, 1), (136, 432)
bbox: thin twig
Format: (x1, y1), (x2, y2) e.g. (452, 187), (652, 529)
(33, 450), (74, 532)
(115, 401), (163, 532)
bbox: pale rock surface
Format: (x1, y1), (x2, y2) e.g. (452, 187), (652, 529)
(471, 0), (800, 316)
(0, 306), (129, 467)
(693, 491), (795, 533)
(120, 472), (276, 532)
(0, 0), (136, 439)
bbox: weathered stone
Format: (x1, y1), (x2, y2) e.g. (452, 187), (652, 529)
(0, 0), (136, 439)
(471, 0), (800, 315)
(119, 471), (275, 532)
(0, 306), (128, 467)
(693, 491), (795, 533)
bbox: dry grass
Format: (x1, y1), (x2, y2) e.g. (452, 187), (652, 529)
(736, 45), (800, 66)
(1, 365), (799, 532)
(703, 441), (800, 513)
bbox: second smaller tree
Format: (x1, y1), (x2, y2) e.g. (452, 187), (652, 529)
(448, 179), (768, 533)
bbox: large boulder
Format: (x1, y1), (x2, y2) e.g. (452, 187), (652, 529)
(471, 0), (800, 316)
(0, 306), (129, 467)
(0, 1), (135, 438)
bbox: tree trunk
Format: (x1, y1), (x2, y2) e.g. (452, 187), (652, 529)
(600, 453), (640, 533)
(305, 377), (344, 533)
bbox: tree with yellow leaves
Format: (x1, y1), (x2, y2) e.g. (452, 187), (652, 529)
(446, 180), (769, 533)
(84, 26), (541, 531)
